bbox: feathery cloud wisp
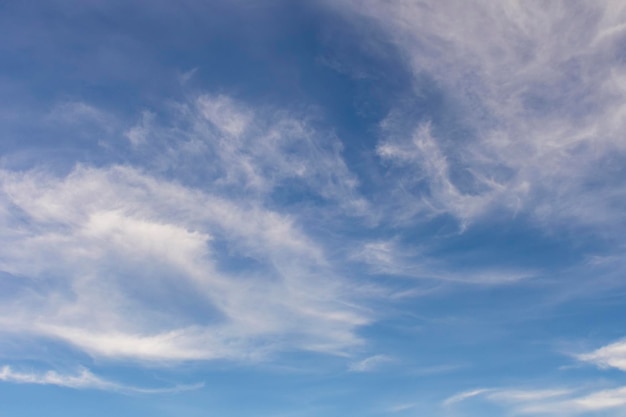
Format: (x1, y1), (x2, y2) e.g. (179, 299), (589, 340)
(0, 365), (202, 394)
(577, 339), (626, 372)
(0, 164), (368, 362)
(443, 385), (626, 415)
(331, 0), (626, 233)
(348, 354), (392, 372)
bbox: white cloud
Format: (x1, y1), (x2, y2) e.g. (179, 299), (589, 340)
(197, 94), (252, 137)
(518, 387), (626, 414)
(330, 0), (626, 232)
(179, 67), (198, 85)
(348, 354), (392, 372)
(515, 387), (626, 415)
(443, 388), (494, 406)
(386, 402), (416, 413)
(445, 387), (573, 407)
(0, 90), (383, 369)
(488, 388), (573, 404)
(443, 385), (626, 415)
(377, 121), (491, 226)
(47, 101), (116, 132)
(0, 164), (369, 362)
(577, 339), (626, 372)
(0, 365), (202, 394)
(351, 238), (533, 285)
(130, 93), (368, 216)
(443, 337), (626, 415)
(125, 110), (154, 146)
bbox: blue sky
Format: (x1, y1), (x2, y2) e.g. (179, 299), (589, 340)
(1, 0), (626, 416)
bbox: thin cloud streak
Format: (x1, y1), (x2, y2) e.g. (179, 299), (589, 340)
(348, 354), (393, 372)
(352, 239), (534, 285)
(0, 365), (203, 394)
(443, 385), (626, 415)
(443, 388), (494, 406)
(386, 402), (416, 413)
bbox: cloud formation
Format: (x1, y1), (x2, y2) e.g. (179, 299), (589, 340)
(0, 162), (367, 362)
(124, 93), (368, 215)
(578, 338), (626, 372)
(348, 354), (392, 372)
(331, 0), (626, 232)
(1, 2), (626, 414)
(352, 238), (533, 284)
(0, 365), (201, 394)
(443, 386), (626, 415)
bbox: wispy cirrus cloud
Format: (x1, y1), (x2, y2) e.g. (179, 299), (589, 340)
(442, 336), (626, 415)
(348, 354), (393, 372)
(123, 93), (369, 216)
(124, 110), (154, 147)
(0, 89), (382, 366)
(3, 0), (626, 414)
(577, 338), (626, 372)
(351, 238), (533, 285)
(519, 387), (626, 415)
(445, 385), (626, 415)
(329, 0), (626, 234)
(386, 402), (417, 413)
(443, 388), (495, 406)
(46, 101), (117, 132)
(0, 365), (202, 394)
(0, 162), (368, 363)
